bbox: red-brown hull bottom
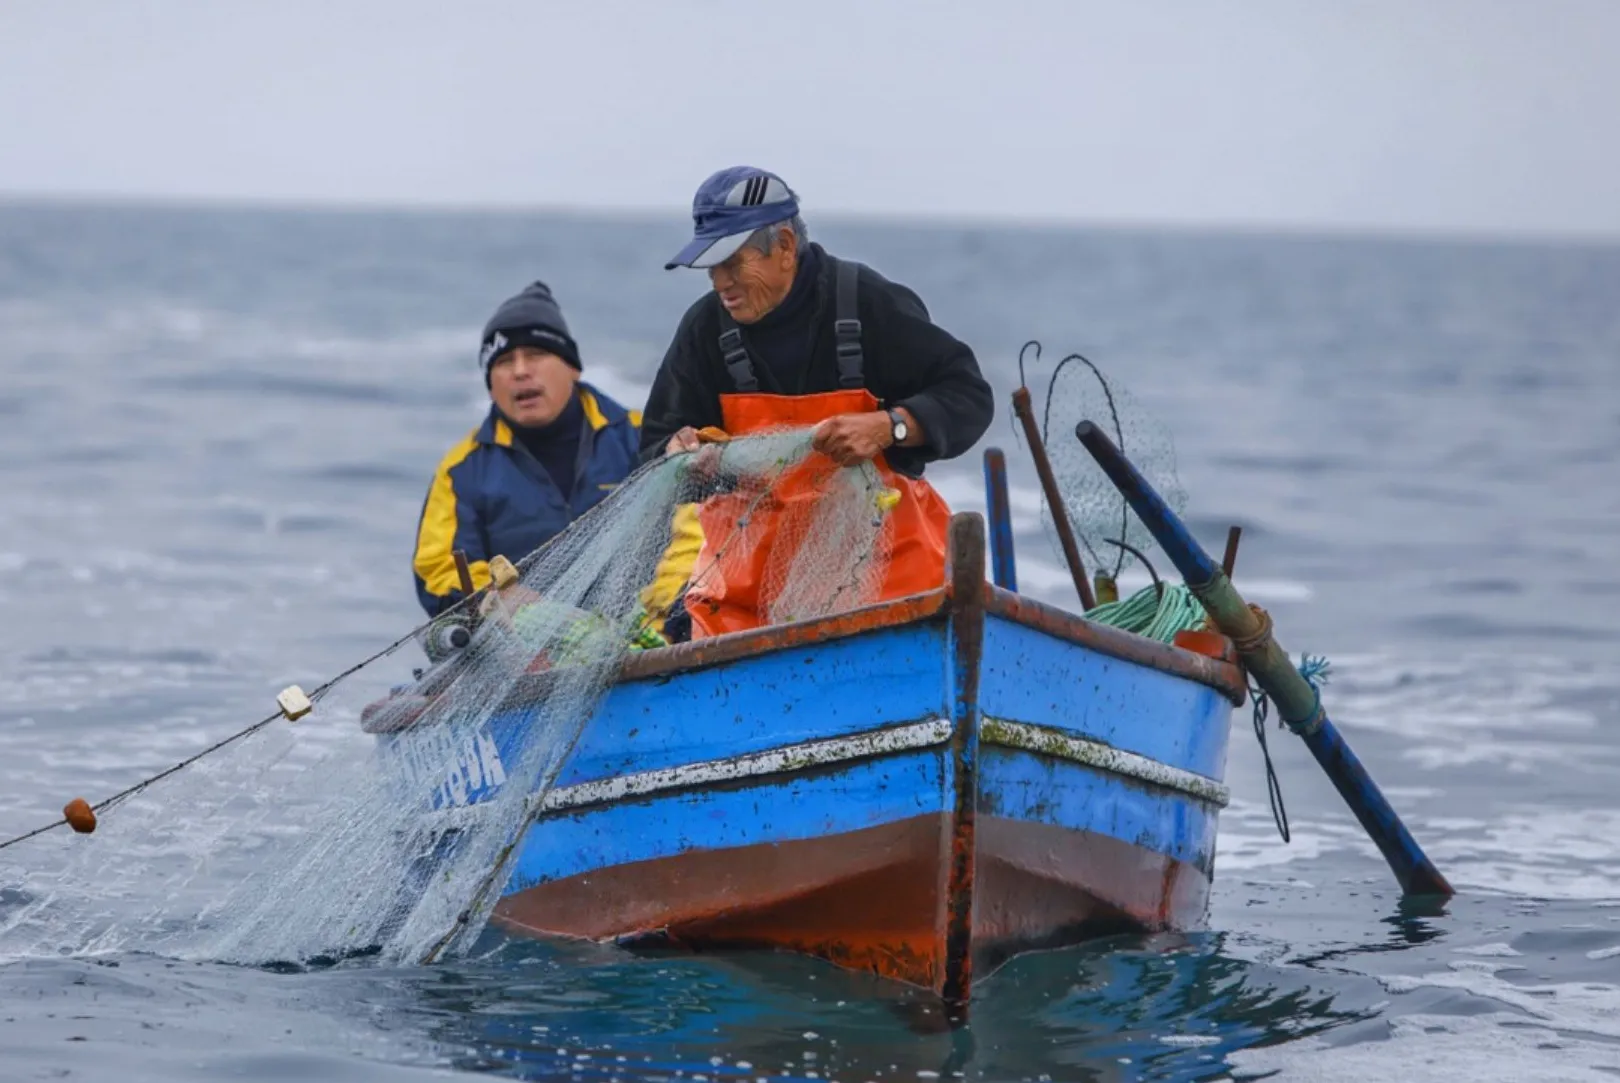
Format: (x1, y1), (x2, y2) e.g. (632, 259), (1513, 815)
(490, 813), (1208, 996)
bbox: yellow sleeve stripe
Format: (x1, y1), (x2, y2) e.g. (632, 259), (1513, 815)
(629, 408), (643, 428)
(638, 502), (705, 625)
(413, 432), (491, 599)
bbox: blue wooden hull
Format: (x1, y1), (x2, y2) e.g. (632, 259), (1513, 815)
(372, 519), (1244, 998)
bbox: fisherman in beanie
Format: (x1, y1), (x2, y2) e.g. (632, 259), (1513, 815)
(411, 281), (642, 617)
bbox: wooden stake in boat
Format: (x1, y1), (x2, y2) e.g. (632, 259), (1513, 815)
(452, 549), (476, 597)
(1222, 526), (1243, 578)
(1011, 388), (1096, 610)
(981, 448), (1018, 592)
(1075, 420), (1453, 898)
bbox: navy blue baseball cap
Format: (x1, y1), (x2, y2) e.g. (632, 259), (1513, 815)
(665, 166), (800, 270)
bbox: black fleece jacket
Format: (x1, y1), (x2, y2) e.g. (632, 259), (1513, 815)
(637, 244), (994, 478)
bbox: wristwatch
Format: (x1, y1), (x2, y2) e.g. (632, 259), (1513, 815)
(886, 408), (909, 446)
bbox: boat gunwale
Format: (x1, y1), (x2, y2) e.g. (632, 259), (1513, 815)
(616, 590), (950, 681)
(611, 583), (1246, 704)
(982, 586), (1247, 705)
(368, 578), (1246, 735)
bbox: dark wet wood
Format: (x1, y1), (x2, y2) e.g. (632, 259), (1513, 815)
(940, 513), (986, 1005)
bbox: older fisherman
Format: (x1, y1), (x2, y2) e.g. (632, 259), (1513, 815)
(639, 167), (993, 638)
(412, 281), (641, 617)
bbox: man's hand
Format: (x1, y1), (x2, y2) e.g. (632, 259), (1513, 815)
(811, 411), (895, 466)
(665, 426), (730, 456)
(478, 580), (542, 622)
(665, 427), (702, 455)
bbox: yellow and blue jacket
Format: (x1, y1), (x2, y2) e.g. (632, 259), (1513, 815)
(412, 384), (641, 617)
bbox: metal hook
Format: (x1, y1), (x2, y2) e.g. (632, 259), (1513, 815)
(1016, 339), (1042, 391)
(1101, 537), (1163, 601)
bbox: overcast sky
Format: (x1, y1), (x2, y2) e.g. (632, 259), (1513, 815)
(2, 1), (1617, 238)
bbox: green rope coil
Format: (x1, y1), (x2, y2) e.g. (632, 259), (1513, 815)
(1085, 583), (1208, 643)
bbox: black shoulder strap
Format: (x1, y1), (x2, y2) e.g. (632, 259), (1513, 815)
(832, 257), (864, 389)
(715, 259), (863, 393)
(715, 303), (759, 393)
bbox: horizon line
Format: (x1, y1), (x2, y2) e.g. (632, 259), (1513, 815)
(3, 187), (1619, 251)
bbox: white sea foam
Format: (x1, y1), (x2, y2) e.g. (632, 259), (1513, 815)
(1230, 1011), (1620, 1081)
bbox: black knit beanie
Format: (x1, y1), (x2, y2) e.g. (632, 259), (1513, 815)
(479, 280), (582, 385)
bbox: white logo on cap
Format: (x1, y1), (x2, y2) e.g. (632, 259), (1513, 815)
(480, 331), (508, 367)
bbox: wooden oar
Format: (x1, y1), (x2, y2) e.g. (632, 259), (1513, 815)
(1074, 421), (1453, 897)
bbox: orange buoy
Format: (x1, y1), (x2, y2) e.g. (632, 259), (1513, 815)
(63, 798), (97, 834)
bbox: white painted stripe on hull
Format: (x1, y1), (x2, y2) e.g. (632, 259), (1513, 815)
(535, 718), (954, 814)
(981, 717), (1230, 808)
(526, 715), (1226, 815)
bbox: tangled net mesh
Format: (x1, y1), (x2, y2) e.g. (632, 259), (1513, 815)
(1020, 344), (1189, 583)
(0, 429), (896, 967)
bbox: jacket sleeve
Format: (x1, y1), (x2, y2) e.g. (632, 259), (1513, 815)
(868, 278), (995, 475)
(637, 302), (726, 465)
(412, 441), (490, 618)
(637, 502), (705, 632)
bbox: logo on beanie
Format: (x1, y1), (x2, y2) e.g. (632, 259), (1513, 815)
(479, 331), (508, 369)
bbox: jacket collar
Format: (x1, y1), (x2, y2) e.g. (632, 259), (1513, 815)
(477, 383), (628, 447)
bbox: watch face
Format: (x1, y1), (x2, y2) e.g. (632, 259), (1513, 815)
(891, 413), (908, 441)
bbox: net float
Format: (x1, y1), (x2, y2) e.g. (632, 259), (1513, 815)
(63, 798), (96, 834)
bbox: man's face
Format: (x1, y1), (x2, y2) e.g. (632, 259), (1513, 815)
(708, 228), (798, 324)
(488, 347), (579, 427)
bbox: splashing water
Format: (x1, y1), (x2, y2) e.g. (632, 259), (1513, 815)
(0, 429), (896, 968)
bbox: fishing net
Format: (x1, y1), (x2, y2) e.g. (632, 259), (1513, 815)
(1017, 343), (1189, 584)
(0, 429), (897, 968)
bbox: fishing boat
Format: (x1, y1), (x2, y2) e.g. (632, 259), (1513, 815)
(364, 496), (1246, 1001)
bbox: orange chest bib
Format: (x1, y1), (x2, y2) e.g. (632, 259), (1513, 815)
(683, 389), (952, 639)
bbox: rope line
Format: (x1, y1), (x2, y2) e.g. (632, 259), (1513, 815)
(0, 611), (451, 852)
(1245, 655), (1332, 842)
(0, 440), (796, 855)
(1248, 676), (1292, 844)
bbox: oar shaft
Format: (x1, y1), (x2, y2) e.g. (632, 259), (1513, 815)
(1299, 717), (1452, 895)
(1074, 421), (1452, 898)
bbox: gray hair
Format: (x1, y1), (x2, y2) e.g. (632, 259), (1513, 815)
(742, 214), (809, 257)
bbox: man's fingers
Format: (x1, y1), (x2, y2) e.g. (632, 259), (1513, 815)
(822, 438), (858, 467)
